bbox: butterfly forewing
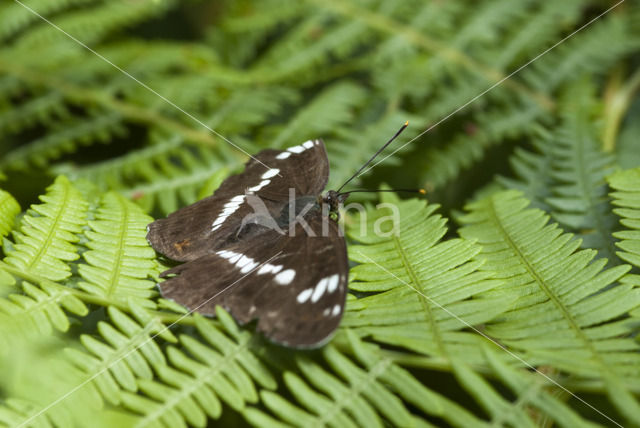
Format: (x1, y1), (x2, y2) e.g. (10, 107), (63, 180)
(146, 139), (328, 261)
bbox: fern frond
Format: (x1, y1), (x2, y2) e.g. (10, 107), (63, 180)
(608, 167), (640, 268)
(0, 0), (95, 42)
(345, 194), (507, 360)
(328, 111), (422, 189)
(420, 100), (546, 189)
(459, 190), (640, 422)
(0, 397), (70, 428)
(499, 79), (620, 263)
(65, 305), (175, 406)
(122, 145), (231, 215)
(270, 82), (366, 149)
(545, 80), (619, 263)
(0, 189), (20, 245)
(120, 309), (276, 427)
(250, 6), (369, 81)
(0, 92), (67, 140)
(0, 278), (87, 343)
(247, 331), (600, 427)
(522, 11), (639, 92)
(248, 343), (417, 427)
(0, 264), (88, 350)
(3, 176), (88, 281)
(77, 192), (158, 307)
(14, 0), (177, 49)
(0, 339), (119, 428)
(497, 131), (555, 211)
(0, 112), (125, 172)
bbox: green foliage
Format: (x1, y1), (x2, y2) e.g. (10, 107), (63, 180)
(345, 194), (509, 362)
(0, 188), (19, 245)
(499, 79), (620, 264)
(1, 0), (640, 427)
(459, 190), (640, 422)
(78, 192), (159, 307)
(4, 175), (88, 281)
(608, 167), (640, 268)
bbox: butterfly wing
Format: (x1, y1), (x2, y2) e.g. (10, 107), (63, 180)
(158, 211), (348, 348)
(147, 139), (329, 262)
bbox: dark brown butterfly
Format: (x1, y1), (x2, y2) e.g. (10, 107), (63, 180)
(147, 123), (412, 348)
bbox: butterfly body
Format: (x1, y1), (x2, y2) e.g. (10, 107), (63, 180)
(147, 139), (349, 348)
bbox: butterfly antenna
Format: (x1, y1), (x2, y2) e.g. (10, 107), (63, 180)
(338, 188), (426, 198)
(336, 121), (409, 193)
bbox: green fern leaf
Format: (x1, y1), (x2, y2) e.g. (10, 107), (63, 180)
(77, 192), (158, 307)
(0, 340), (117, 428)
(118, 309), (275, 427)
(65, 305), (175, 406)
(545, 80), (619, 263)
(499, 79), (620, 263)
(345, 194), (508, 359)
(421, 101), (546, 190)
(459, 190), (640, 422)
(270, 81), (366, 149)
(0, 279), (87, 343)
(497, 129), (555, 211)
(0, 188), (20, 246)
(250, 344), (414, 427)
(3, 175), (88, 281)
(608, 167), (640, 268)
(0, 92), (66, 142)
(0, 112), (125, 172)
(522, 12), (639, 92)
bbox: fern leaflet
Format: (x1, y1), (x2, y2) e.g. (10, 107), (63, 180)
(345, 194), (508, 361)
(77, 192), (158, 307)
(0, 188), (19, 246)
(3, 176), (88, 281)
(608, 167), (640, 268)
(459, 190), (640, 422)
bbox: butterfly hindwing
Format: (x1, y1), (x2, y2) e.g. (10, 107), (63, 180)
(157, 210), (348, 348)
(146, 139), (329, 262)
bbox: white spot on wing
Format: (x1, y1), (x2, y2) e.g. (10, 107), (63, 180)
(257, 263), (283, 275)
(288, 145), (305, 154)
(236, 255), (252, 268)
(327, 274), (340, 293)
(211, 195), (245, 231)
(323, 308), (331, 316)
(312, 277), (329, 303)
(261, 168), (280, 179)
(332, 304), (341, 316)
(297, 288), (313, 303)
(303, 140), (314, 149)
(274, 269), (296, 285)
(276, 151), (291, 159)
(248, 179), (270, 192)
(241, 261), (258, 274)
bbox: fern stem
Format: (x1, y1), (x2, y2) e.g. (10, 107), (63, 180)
(307, 0), (555, 111)
(603, 66), (640, 152)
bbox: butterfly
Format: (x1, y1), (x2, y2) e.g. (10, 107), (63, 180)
(146, 122), (412, 348)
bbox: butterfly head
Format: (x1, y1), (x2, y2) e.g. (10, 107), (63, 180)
(322, 190), (348, 215)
